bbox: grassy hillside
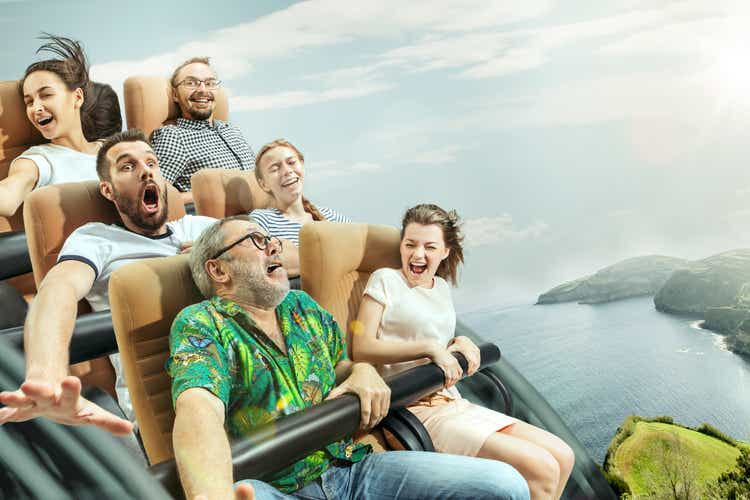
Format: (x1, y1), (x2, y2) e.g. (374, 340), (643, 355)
(608, 421), (742, 497)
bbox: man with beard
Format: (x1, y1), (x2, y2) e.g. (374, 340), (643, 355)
(151, 57), (256, 204)
(0, 129), (216, 435)
(168, 216), (530, 500)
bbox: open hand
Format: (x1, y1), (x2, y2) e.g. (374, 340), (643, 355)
(448, 336), (481, 376)
(325, 363), (390, 429)
(0, 376), (133, 436)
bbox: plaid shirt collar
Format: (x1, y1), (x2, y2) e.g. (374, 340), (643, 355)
(175, 117), (228, 130)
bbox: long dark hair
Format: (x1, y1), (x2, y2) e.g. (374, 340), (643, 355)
(401, 204), (465, 286)
(255, 139), (326, 220)
(81, 82), (122, 141)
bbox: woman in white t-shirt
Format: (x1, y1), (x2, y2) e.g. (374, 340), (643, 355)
(250, 139), (349, 280)
(0, 35), (122, 218)
(353, 204), (574, 500)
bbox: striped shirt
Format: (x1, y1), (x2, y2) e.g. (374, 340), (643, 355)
(250, 207), (350, 246)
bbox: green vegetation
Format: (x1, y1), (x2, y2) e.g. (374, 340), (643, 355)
(604, 415), (745, 498)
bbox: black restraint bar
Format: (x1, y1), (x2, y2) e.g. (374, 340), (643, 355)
(0, 231), (32, 281)
(0, 311), (115, 365)
(150, 344), (500, 496)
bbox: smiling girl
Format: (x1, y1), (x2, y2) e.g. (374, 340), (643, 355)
(352, 204), (575, 500)
(0, 35), (121, 218)
(250, 139), (349, 280)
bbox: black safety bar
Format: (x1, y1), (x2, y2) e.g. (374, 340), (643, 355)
(0, 231), (32, 281)
(149, 344), (500, 497)
(0, 311), (115, 365)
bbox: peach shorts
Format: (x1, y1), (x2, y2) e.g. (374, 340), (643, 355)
(407, 394), (517, 457)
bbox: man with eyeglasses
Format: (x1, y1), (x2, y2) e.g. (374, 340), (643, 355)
(168, 215), (530, 499)
(151, 57), (256, 203)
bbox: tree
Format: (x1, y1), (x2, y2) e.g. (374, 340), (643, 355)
(705, 448), (750, 500)
(643, 433), (700, 499)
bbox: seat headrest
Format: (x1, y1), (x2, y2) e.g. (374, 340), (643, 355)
(191, 168), (274, 218)
(109, 253), (201, 465)
(299, 222), (401, 354)
(123, 76), (229, 139)
(0, 80), (44, 232)
(23, 180), (186, 287)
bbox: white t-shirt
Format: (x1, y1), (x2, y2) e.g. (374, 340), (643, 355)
(363, 267), (459, 397)
(58, 214), (217, 420)
(13, 143), (99, 188)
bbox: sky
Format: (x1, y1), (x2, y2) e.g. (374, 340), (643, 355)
(2, 0), (750, 312)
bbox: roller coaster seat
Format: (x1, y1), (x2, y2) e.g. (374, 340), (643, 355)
(122, 75), (229, 139)
(0, 80), (45, 297)
(298, 222), (402, 451)
(108, 253), (199, 465)
(22, 180), (185, 396)
(191, 168), (273, 219)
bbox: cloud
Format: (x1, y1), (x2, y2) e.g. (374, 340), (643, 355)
(229, 82), (393, 111)
(408, 145), (464, 166)
(463, 215), (549, 247)
(310, 160), (384, 178)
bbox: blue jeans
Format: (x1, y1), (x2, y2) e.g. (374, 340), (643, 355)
(240, 451), (529, 499)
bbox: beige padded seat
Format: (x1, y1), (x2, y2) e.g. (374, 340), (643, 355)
(299, 222), (401, 354)
(109, 254), (200, 465)
(22, 180), (185, 395)
(123, 76), (229, 139)
(0, 80), (45, 297)
(191, 168), (273, 218)
(299, 222), (401, 451)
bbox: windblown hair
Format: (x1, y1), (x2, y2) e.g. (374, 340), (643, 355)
(190, 215), (251, 298)
(170, 56), (212, 87)
(21, 34), (90, 95)
(255, 139), (326, 221)
(21, 35), (123, 142)
(95, 129), (149, 181)
(401, 204), (464, 286)
(81, 82), (123, 141)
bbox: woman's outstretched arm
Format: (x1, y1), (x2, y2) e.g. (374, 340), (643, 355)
(0, 159), (38, 217)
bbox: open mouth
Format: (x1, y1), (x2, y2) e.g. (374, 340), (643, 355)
(281, 178), (299, 188)
(266, 262), (283, 276)
(36, 116), (53, 127)
(189, 94), (213, 105)
(141, 184), (160, 214)
(409, 263), (427, 275)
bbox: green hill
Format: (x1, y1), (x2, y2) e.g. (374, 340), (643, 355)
(604, 416), (744, 498)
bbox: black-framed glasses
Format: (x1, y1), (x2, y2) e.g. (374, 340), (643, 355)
(176, 77), (222, 90)
(212, 231), (282, 260)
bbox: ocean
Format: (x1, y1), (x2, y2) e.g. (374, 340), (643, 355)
(460, 296), (750, 464)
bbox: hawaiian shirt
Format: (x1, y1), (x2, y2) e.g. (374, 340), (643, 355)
(167, 290), (371, 493)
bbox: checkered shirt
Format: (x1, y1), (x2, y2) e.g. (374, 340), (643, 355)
(151, 118), (256, 192)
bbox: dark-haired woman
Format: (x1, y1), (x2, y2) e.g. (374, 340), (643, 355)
(250, 139), (349, 279)
(0, 35), (122, 217)
(352, 204), (575, 500)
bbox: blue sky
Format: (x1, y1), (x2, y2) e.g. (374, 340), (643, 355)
(3, 0), (750, 312)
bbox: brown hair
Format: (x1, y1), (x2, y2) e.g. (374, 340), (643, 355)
(96, 129), (149, 181)
(21, 34), (90, 99)
(170, 56), (212, 87)
(401, 204), (464, 286)
(81, 82), (123, 141)
(255, 139), (325, 221)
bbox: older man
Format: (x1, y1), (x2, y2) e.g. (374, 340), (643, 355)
(151, 57), (256, 203)
(168, 215), (530, 499)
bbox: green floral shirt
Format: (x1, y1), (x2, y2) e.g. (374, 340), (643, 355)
(167, 290), (371, 493)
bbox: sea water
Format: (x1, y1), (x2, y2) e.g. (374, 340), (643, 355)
(461, 296), (750, 464)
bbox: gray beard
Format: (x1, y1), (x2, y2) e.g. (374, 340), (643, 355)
(230, 259), (289, 309)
